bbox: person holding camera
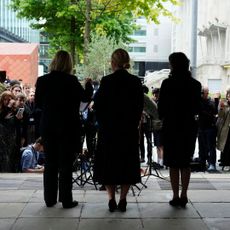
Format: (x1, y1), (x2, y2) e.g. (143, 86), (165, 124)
(21, 137), (45, 173)
(0, 90), (27, 172)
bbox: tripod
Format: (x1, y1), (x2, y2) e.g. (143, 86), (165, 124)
(72, 153), (98, 190)
(137, 154), (170, 196)
(72, 134), (98, 190)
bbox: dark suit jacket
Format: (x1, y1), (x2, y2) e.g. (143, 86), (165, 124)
(35, 70), (93, 152)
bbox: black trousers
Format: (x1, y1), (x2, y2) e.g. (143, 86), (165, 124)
(139, 123), (152, 160)
(198, 127), (217, 166)
(43, 137), (75, 205)
(220, 129), (230, 166)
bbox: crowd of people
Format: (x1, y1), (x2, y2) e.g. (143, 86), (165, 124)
(0, 74), (38, 172)
(0, 48), (230, 212)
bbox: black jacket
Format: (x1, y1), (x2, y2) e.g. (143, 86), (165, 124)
(35, 71), (93, 151)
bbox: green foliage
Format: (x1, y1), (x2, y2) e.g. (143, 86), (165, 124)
(10, 0), (180, 64)
(80, 34), (127, 80)
(119, 0), (180, 23)
(10, 0), (84, 57)
(93, 11), (137, 44)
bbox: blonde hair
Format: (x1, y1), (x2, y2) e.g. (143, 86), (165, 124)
(111, 48), (130, 69)
(49, 50), (73, 74)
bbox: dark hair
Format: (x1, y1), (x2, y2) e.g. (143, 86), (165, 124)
(10, 80), (21, 87)
(152, 88), (160, 94)
(11, 84), (22, 91)
(142, 85), (149, 94)
(169, 52), (190, 72)
(35, 137), (44, 145)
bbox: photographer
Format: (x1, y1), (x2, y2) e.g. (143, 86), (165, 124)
(21, 137), (44, 173)
(0, 91), (25, 172)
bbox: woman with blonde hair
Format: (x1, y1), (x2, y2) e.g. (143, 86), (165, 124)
(35, 50), (93, 208)
(93, 48), (144, 212)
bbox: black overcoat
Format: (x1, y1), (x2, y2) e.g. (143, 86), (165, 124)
(158, 73), (201, 168)
(93, 69), (144, 185)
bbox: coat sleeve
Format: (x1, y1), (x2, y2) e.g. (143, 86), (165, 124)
(80, 80), (94, 102)
(93, 77), (106, 126)
(157, 79), (168, 120)
(143, 94), (159, 120)
(34, 77), (44, 111)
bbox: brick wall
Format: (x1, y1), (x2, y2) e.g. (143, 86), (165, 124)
(0, 43), (39, 88)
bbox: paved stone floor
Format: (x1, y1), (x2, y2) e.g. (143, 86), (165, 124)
(1, 165), (230, 230)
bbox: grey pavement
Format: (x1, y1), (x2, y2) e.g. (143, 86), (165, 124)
(1, 166), (230, 230)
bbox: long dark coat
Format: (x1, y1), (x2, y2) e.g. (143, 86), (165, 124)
(35, 70), (93, 205)
(93, 69), (144, 185)
(158, 72), (201, 168)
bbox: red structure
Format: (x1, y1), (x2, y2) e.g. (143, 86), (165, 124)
(0, 43), (39, 87)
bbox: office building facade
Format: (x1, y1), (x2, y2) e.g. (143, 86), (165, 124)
(128, 16), (172, 77)
(0, 0), (39, 43)
(172, 0), (230, 93)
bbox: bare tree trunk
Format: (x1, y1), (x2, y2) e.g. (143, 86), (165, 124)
(84, 0), (91, 64)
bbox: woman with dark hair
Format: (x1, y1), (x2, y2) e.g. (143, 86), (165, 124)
(158, 52), (201, 207)
(93, 48), (144, 212)
(35, 50), (93, 208)
(0, 91), (18, 172)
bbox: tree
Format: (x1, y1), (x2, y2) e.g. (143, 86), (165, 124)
(10, 0), (179, 66)
(78, 34), (127, 79)
(11, 0), (85, 65)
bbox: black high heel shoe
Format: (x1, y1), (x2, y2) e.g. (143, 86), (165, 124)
(169, 197), (181, 207)
(108, 199), (117, 212)
(118, 198), (127, 212)
(180, 197), (188, 208)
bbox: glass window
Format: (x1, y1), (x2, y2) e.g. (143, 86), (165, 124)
(128, 47), (146, 53)
(134, 29), (146, 36)
(153, 45), (158, 53)
(154, 28), (158, 36)
(128, 47), (133, 52)
(134, 47), (146, 52)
